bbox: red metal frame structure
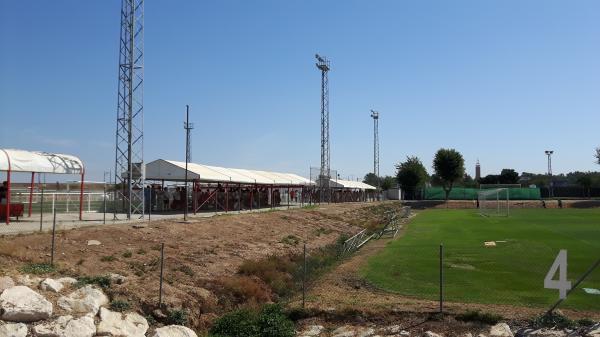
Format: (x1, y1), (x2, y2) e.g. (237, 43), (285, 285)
(1, 149), (85, 225)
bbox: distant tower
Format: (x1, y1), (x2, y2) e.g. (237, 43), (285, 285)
(114, 0), (145, 219)
(315, 54), (331, 202)
(475, 159), (481, 181)
(370, 110), (380, 189)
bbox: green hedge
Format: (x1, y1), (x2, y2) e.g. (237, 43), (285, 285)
(424, 187), (541, 200)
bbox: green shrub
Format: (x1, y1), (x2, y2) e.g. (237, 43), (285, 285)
(210, 308), (259, 337)
(280, 235), (300, 246)
(456, 310), (502, 325)
(77, 275), (111, 290)
(531, 312), (576, 330)
(167, 309), (188, 325)
(122, 251), (133, 258)
(110, 299), (131, 312)
(210, 304), (294, 337)
(100, 255), (117, 262)
(577, 318), (594, 327)
(19, 263), (56, 275)
(256, 304), (294, 337)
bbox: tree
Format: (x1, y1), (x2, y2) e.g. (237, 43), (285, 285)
(380, 176), (396, 191)
(363, 173), (379, 188)
(462, 174), (478, 188)
(396, 156), (428, 199)
(576, 174), (593, 198)
(596, 148), (600, 166)
(499, 169), (519, 184)
(479, 174), (500, 185)
(433, 148), (465, 201)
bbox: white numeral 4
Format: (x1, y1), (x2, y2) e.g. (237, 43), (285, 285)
(544, 249), (572, 299)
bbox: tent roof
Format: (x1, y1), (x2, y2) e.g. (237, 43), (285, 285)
(331, 179), (376, 190)
(0, 149), (84, 175)
(146, 159), (312, 186)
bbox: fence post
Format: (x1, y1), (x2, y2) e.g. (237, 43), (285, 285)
(439, 243), (444, 314)
(302, 242), (307, 308)
(103, 185), (107, 225)
(159, 242), (165, 308)
(50, 207), (57, 266)
(39, 187), (44, 232)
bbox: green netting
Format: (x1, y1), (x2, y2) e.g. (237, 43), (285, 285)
(423, 187), (541, 200)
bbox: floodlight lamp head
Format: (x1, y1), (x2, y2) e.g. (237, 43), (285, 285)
(370, 110), (379, 119)
(315, 53), (330, 71)
(545, 150), (554, 155)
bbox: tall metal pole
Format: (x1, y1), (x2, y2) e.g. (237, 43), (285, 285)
(315, 54), (331, 203)
(370, 110), (380, 200)
(545, 150), (554, 198)
(184, 105), (193, 221)
(114, 0), (145, 220)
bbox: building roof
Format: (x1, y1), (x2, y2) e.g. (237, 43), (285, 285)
(0, 149), (84, 175)
(145, 159), (312, 186)
(330, 178), (376, 190)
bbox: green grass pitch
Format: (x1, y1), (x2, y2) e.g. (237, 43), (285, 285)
(362, 208), (600, 311)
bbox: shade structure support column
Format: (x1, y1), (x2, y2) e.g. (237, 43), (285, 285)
(28, 172), (35, 217)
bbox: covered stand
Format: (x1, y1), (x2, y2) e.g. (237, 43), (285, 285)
(146, 159), (312, 212)
(0, 149), (85, 224)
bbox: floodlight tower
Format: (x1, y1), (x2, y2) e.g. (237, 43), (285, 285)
(370, 110), (380, 197)
(184, 105), (194, 221)
(114, 0), (145, 220)
(545, 150), (554, 198)
(315, 54), (331, 202)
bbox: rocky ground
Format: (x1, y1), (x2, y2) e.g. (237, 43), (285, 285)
(295, 322), (600, 337)
(0, 274), (195, 337)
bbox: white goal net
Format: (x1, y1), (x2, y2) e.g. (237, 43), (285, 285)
(478, 188), (510, 217)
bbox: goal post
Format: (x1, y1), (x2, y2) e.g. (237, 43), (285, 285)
(478, 188), (510, 217)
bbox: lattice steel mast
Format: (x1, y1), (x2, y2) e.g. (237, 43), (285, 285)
(114, 0), (144, 219)
(370, 109), (380, 188)
(315, 54), (331, 202)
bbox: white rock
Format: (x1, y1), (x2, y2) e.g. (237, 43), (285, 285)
(0, 323), (28, 337)
(109, 273), (126, 285)
(96, 307), (149, 337)
(15, 275), (42, 287)
(588, 323), (600, 337)
(87, 240), (101, 246)
(522, 329), (566, 337)
(34, 315), (96, 337)
(400, 331), (410, 336)
(0, 276), (15, 293)
(358, 327), (375, 337)
(424, 332), (443, 337)
(299, 325), (324, 336)
(332, 325), (357, 337)
(57, 285), (108, 315)
(462, 333), (473, 337)
(0, 285), (53, 322)
(57, 277), (78, 286)
(40, 278), (64, 293)
(151, 325), (198, 337)
(386, 325), (402, 334)
(489, 323), (513, 337)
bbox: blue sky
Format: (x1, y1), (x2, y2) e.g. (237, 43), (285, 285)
(1, 1), (599, 182)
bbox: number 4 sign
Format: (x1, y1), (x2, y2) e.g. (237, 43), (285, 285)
(544, 250), (572, 299)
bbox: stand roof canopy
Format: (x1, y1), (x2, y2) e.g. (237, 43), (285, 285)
(0, 149), (84, 174)
(146, 159), (313, 186)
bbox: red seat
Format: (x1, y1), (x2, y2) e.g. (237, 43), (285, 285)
(0, 204), (24, 220)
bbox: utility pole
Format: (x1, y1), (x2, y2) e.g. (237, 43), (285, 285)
(545, 150), (554, 198)
(315, 54), (331, 203)
(114, 0), (145, 220)
(370, 110), (380, 199)
(184, 105), (193, 221)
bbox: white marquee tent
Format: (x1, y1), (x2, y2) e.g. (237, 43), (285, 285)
(0, 149), (85, 224)
(146, 159), (312, 186)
